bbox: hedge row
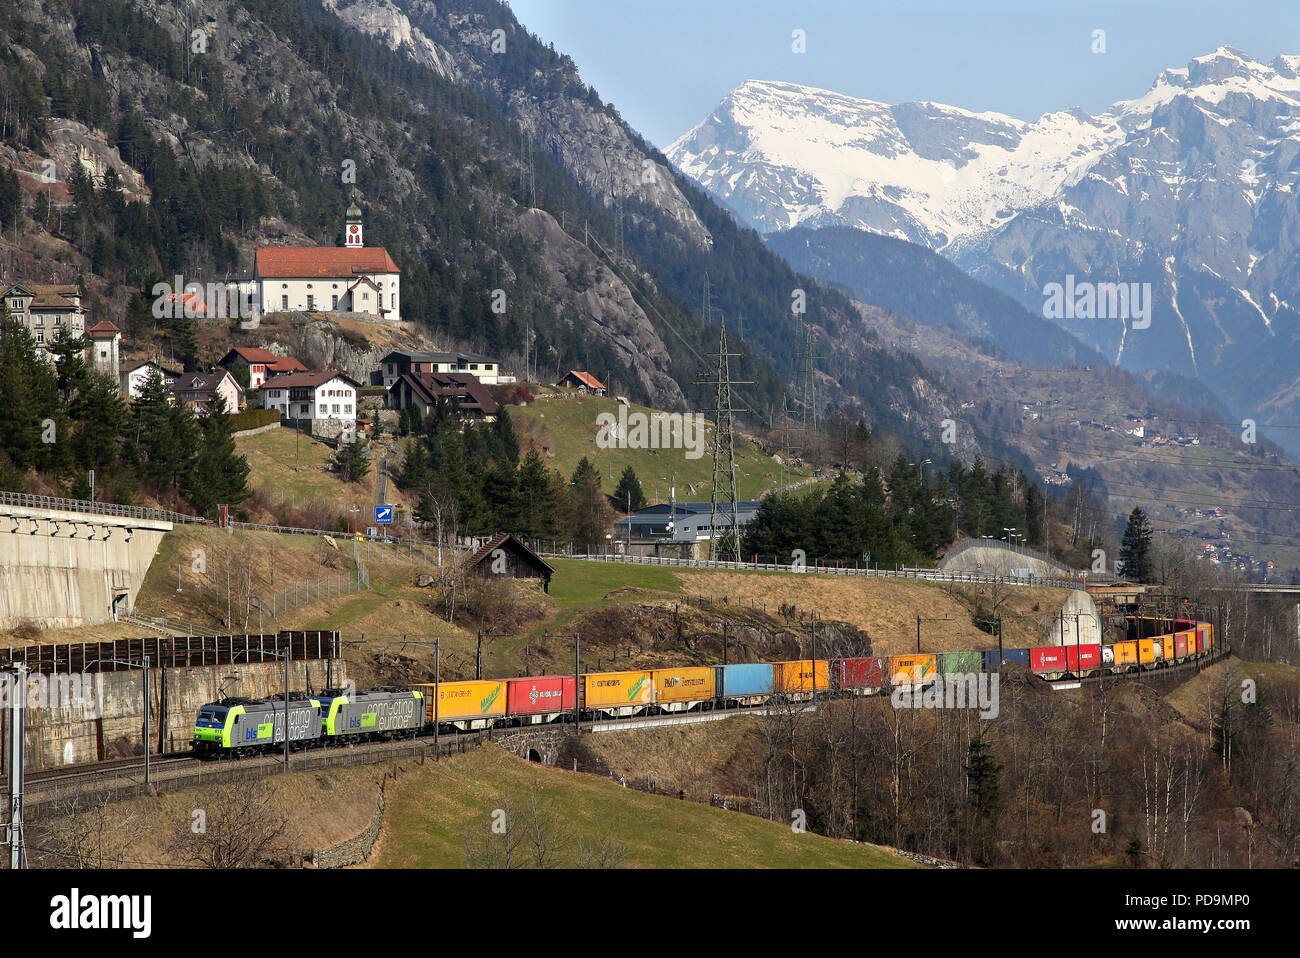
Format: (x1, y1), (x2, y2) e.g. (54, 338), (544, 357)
(230, 408), (281, 431)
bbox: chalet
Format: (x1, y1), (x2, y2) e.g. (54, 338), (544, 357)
(120, 360), (181, 400)
(2, 283), (86, 355)
(255, 204), (401, 322)
(218, 346), (308, 388)
(377, 350), (513, 388)
(557, 370), (605, 395)
(388, 371), (498, 422)
(261, 370), (360, 434)
(170, 369), (245, 415)
(463, 533), (554, 593)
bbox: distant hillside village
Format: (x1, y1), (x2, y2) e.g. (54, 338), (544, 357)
(2, 203), (611, 441)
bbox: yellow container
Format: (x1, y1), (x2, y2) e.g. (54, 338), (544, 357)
(1112, 641), (1139, 665)
(1137, 639), (1156, 665)
(1160, 636), (1176, 660)
(652, 667), (716, 703)
(888, 654), (937, 685)
(582, 671), (654, 708)
(412, 681), (506, 724)
(773, 660), (831, 693)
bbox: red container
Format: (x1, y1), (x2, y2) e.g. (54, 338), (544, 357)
(1195, 628), (1207, 654)
(1066, 643), (1101, 671)
(1174, 633), (1189, 659)
(1030, 646), (1070, 673)
(506, 676), (577, 716)
(835, 657), (886, 691)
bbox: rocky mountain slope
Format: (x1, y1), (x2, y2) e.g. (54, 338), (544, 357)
(668, 47), (1300, 456)
(0, 0), (1048, 472)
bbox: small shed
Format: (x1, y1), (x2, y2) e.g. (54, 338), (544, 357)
(556, 370), (606, 396)
(464, 533), (555, 593)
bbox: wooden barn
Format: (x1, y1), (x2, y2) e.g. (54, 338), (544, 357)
(464, 533), (555, 593)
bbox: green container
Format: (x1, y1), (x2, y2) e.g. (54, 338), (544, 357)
(939, 650), (983, 676)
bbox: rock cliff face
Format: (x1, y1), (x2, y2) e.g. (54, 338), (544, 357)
(514, 208), (686, 409)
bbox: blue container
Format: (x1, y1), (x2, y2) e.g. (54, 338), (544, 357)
(717, 663), (775, 698)
(1000, 647), (1031, 666)
(980, 649), (1001, 672)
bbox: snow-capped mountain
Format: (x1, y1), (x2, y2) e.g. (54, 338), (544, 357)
(668, 77), (1127, 249)
(668, 47), (1300, 454)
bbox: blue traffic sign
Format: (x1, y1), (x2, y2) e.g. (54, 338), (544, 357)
(375, 505), (394, 525)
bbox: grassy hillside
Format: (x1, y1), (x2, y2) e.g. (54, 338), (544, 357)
(236, 426), (414, 523)
(512, 392), (813, 503)
(368, 745), (916, 869)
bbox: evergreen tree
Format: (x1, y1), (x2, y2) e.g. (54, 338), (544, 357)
(332, 436), (371, 484)
(70, 371), (128, 472)
(188, 394), (251, 516)
(571, 456), (600, 488)
(612, 465), (646, 512)
(0, 313), (59, 472)
(964, 736), (1002, 865)
(170, 312), (199, 371)
(1119, 507), (1154, 583)
(132, 367), (180, 487)
(516, 449), (559, 539)
(0, 166), (22, 233)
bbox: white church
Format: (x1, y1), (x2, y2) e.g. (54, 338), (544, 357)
(255, 203), (401, 323)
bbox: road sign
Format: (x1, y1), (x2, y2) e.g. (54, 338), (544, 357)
(375, 505), (394, 525)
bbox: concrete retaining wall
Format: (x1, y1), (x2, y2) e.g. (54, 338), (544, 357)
(1047, 590), (1103, 647)
(0, 506), (171, 629)
(940, 538), (1081, 580)
(4, 657), (348, 770)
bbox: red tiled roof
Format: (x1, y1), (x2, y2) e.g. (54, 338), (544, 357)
(260, 370), (359, 389)
(255, 246), (400, 279)
(223, 347), (307, 371)
(86, 321), (120, 337)
(563, 370), (605, 390)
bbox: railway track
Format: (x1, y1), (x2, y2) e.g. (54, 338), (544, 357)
(1043, 648), (1230, 689)
(5, 651), (1232, 801)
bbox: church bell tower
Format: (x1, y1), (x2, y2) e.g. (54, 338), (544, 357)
(345, 200), (363, 248)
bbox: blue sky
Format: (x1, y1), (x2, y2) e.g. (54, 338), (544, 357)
(506, 0), (1300, 149)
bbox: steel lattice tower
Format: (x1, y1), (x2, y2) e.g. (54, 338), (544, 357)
(698, 318), (750, 561)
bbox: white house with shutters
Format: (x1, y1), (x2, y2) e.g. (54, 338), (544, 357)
(261, 370), (360, 437)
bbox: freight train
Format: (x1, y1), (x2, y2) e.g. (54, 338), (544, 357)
(191, 618), (1216, 756)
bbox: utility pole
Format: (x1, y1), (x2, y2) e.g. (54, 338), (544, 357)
(434, 638), (440, 759)
(810, 618), (817, 701)
(4, 664), (26, 869)
(574, 632), (581, 732)
(143, 656), (151, 787)
(282, 651), (290, 771)
(476, 630), (482, 680)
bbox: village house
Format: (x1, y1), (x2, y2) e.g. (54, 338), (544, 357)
(170, 369), (245, 415)
(218, 346), (308, 389)
(2, 282), (87, 355)
(556, 370), (606, 396)
(120, 360), (181, 400)
(254, 204), (401, 322)
(261, 370), (360, 437)
(376, 349), (513, 388)
(387, 371), (499, 422)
